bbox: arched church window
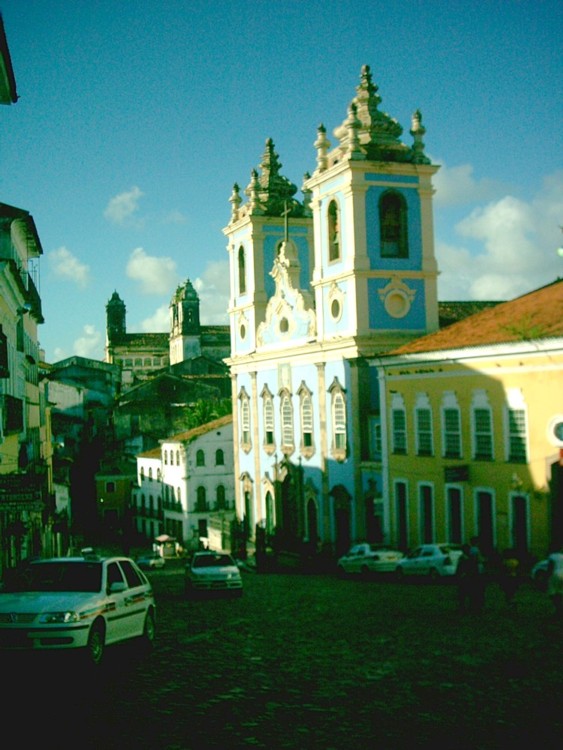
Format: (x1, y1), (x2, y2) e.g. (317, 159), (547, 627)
(328, 378), (347, 461)
(238, 246), (246, 295)
(328, 199), (341, 262)
(297, 381), (315, 458)
(280, 390), (294, 454)
(239, 388), (251, 451)
(261, 386), (275, 452)
(379, 191), (408, 258)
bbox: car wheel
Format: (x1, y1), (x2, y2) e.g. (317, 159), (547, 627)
(429, 568), (440, 581)
(86, 620), (105, 666)
(361, 565), (371, 578)
(141, 610), (156, 649)
(137, 610), (156, 656)
(395, 567), (404, 581)
(337, 565), (347, 578)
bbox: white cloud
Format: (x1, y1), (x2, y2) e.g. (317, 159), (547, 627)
(432, 159), (504, 207)
(162, 210), (188, 225)
(194, 260), (230, 324)
(104, 186), (144, 226)
(437, 171), (563, 300)
(141, 303), (169, 333)
(52, 346), (67, 363)
(48, 246), (90, 287)
(126, 247), (179, 295)
(73, 324), (103, 359)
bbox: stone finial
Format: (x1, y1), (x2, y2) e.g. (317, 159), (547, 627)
(314, 124), (330, 172)
(346, 103), (364, 160)
(229, 183), (242, 222)
(410, 109), (430, 164)
(246, 169), (263, 214)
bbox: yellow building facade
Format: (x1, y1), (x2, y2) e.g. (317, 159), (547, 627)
(376, 287), (563, 563)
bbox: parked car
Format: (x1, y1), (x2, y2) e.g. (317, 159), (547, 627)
(530, 558), (549, 589)
(337, 543), (404, 576)
(0, 549), (156, 665)
(136, 552), (165, 570)
(395, 543), (464, 580)
(185, 551), (243, 598)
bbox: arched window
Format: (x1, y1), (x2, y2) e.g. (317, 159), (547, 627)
(280, 390), (294, 453)
(148, 467), (153, 480)
(196, 449), (205, 467)
(239, 388), (251, 449)
(216, 484), (226, 510)
(261, 386), (275, 450)
(196, 486), (207, 512)
(238, 245), (246, 295)
(379, 191), (408, 258)
(176, 450), (180, 466)
(297, 381), (315, 457)
(215, 448), (224, 466)
(328, 378), (347, 460)
(328, 199), (341, 262)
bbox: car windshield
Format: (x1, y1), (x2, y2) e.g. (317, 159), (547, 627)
(192, 554), (234, 568)
(6, 561), (102, 593)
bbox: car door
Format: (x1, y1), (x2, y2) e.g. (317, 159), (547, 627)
(104, 561), (130, 644)
(404, 547), (422, 575)
(119, 559), (151, 637)
(419, 546), (435, 575)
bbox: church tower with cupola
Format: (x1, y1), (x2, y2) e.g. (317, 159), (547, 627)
(169, 278), (202, 364)
(304, 64), (439, 354)
(106, 290), (126, 342)
(223, 138), (314, 358)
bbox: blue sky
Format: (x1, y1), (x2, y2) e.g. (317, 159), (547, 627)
(1, 0), (561, 363)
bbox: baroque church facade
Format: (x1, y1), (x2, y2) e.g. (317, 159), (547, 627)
(225, 65), (440, 557)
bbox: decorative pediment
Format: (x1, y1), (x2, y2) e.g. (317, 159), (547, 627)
(257, 238), (316, 347)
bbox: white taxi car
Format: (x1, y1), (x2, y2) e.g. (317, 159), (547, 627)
(395, 543), (464, 579)
(185, 551), (243, 597)
(0, 549), (156, 665)
(337, 543), (404, 576)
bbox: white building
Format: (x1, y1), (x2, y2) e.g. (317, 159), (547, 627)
(133, 414), (235, 552)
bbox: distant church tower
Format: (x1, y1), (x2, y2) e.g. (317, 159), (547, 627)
(105, 290), (126, 361)
(169, 279), (202, 364)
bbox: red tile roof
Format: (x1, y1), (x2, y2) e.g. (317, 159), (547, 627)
(392, 279), (563, 354)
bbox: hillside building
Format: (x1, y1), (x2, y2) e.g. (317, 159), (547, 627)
(105, 279), (230, 389)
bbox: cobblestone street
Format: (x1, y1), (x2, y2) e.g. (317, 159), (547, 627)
(6, 564), (562, 749)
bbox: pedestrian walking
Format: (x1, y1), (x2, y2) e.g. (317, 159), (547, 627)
(467, 536), (486, 613)
(546, 546), (563, 617)
(456, 543), (473, 613)
(499, 548), (520, 607)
